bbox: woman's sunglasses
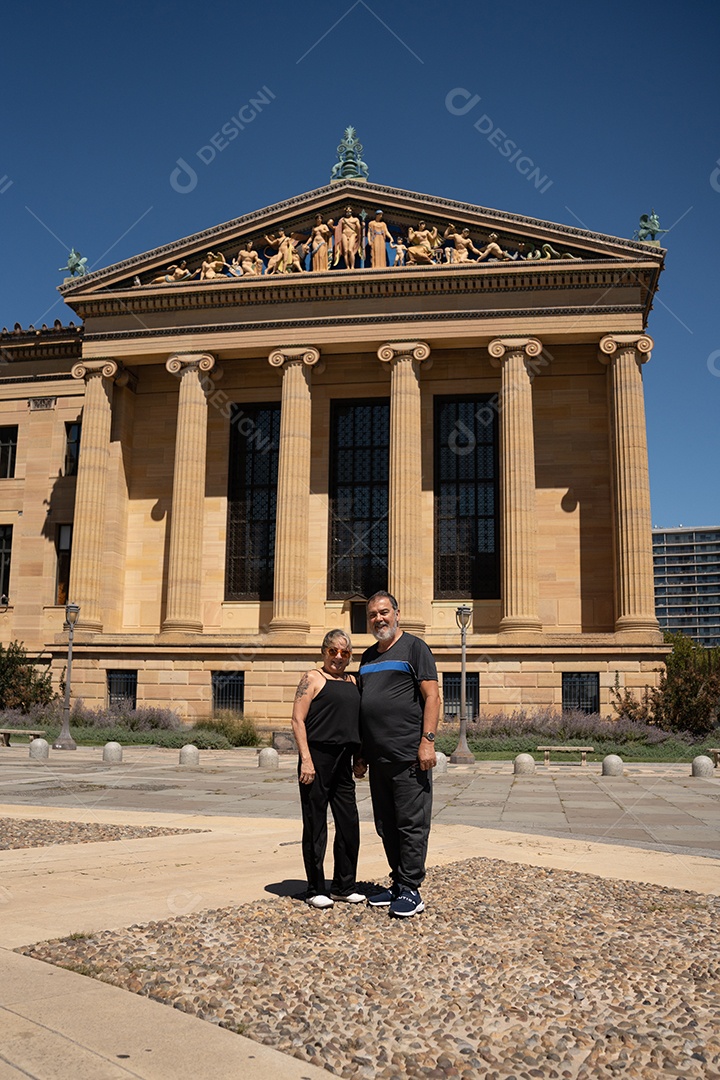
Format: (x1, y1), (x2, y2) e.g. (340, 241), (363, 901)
(326, 647), (351, 659)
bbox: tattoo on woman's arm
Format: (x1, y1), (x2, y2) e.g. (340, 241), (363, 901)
(295, 673), (311, 701)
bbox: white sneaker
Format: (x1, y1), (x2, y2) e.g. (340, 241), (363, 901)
(306, 894), (334, 909)
(330, 891), (365, 903)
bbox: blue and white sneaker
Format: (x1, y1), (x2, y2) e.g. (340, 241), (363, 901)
(367, 884), (399, 907)
(389, 887), (424, 917)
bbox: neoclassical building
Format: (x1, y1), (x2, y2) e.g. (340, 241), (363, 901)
(0, 170), (666, 724)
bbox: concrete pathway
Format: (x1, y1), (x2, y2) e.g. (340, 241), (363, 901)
(1, 747), (718, 1078)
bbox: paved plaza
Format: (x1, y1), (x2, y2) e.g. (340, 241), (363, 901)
(1, 747), (719, 1078)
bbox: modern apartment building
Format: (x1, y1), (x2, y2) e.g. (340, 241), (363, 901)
(653, 527), (720, 647)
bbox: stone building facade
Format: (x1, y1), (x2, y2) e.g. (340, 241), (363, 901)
(0, 181), (666, 724)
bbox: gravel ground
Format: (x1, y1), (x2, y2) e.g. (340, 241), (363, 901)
(19, 857), (720, 1079)
(1, 817), (204, 849)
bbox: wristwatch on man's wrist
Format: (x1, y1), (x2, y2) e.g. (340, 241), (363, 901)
(422, 731), (436, 742)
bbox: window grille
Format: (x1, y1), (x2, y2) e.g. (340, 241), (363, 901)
(0, 427), (18, 479)
(328, 399), (389, 599)
(212, 671), (245, 713)
(442, 672), (480, 722)
(225, 403), (281, 600)
(562, 673), (599, 715)
(434, 397), (499, 598)
(107, 670), (138, 709)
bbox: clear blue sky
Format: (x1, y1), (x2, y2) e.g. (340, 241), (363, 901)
(1, 0), (718, 527)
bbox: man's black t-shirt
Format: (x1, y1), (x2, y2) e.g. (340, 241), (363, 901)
(358, 632), (438, 764)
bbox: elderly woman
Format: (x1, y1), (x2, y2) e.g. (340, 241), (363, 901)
(291, 629), (363, 909)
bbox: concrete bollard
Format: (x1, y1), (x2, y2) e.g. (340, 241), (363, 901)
(691, 755), (714, 778)
(258, 747), (279, 770)
(103, 741), (123, 764)
(179, 744), (200, 766)
(434, 751), (448, 775)
(513, 753), (535, 775)
(29, 738), (49, 762)
(602, 754), (624, 776)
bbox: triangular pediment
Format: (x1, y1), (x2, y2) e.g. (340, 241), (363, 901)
(59, 181), (663, 303)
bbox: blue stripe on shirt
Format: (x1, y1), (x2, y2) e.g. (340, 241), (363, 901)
(358, 660), (415, 676)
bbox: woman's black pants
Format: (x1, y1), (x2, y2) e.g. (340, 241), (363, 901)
(299, 742), (360, 897)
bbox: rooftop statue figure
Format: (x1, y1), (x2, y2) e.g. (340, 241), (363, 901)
(330, 126), (370, 183)
(444, 224), (483, 263)
(59, 249), (88, 279)
(633, 209), (668, 243)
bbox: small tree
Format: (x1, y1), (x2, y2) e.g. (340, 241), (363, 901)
(0, 641), (55, 712)
(612, 633), (720, 738)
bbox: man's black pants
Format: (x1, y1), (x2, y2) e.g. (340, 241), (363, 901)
(368, 760), (432, 891)
(299, 742), (360, 897)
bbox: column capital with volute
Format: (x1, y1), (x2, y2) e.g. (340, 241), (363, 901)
(598, 334), (653, 364)
(268, 346), (321, 369)
(71, 358), (120, 381)
(166, 352), (216, 375)
(377, 341), (431, 367)
(488, 337), (543, 367)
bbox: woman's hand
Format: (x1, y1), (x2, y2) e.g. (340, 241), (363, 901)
(299, 755), (316, 785)
(353, 756), (367, 779)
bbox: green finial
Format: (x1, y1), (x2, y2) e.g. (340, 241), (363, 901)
(330, 126), (369, 184)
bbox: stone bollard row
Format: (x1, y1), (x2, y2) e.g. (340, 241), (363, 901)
(602, 754), (624, 776)
(433, 751), (448, 775)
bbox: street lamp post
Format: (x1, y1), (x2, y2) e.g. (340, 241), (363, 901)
(53, 602), (80, 750)
(450, 603), (475, 764)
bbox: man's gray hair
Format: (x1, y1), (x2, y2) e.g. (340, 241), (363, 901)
(322, 628), (352, 651)
(366, 591), (399, 611)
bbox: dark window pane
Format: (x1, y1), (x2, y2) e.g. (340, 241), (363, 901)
(442, 672), (480, 721)
(212, 671), (245, 712)
(225, 404), (280, 600)
(0, 524), (12, 600)
(107, 670), (138, 709)
(64, 422), (81, 476)
(562, 673), (599, 715)
(434, 397), (499, 599)
(0, 427), (18, 479)
(328, 399), (389, 599)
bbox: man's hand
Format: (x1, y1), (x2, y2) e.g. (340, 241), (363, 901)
(417, 740), (436, 771)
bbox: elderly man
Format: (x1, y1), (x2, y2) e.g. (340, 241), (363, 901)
(355, 591), (440, 917)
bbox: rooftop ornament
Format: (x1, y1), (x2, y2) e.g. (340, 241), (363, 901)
(330, 126), (369, 184)
(633, 209), (668, 244)
(59, 249), (88, 280)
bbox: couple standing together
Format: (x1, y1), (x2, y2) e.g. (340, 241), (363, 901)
(292, 591), (440, 918)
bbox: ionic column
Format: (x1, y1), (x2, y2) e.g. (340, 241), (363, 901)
(267, 347), (320, 639)
(162, 353), (215, 634)
(377, 341), (431, 636)
(489, 337), (543, 636)
(69, 359), (120, 632)
(599, 334), (660, 640)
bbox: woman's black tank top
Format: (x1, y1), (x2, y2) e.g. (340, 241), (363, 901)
(305, 675), (360, 745)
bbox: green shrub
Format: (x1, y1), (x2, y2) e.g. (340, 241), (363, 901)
(0, 642), (55, 711)
(193, 711), (260, 747)
(36, 725), (231, 749)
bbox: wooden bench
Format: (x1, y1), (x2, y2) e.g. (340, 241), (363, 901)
(537, 745), (594, 767)
(709, 749), (720, 768)
(0, 728), (46, 747)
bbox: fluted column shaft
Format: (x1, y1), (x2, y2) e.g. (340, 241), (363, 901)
(268, 347), (320, 639)
(162, 354), (215, 634)
(599, 334), (660, 639)
(68, 360), (119, 632)
(378, 341), (430, 636)
(489, 337), (543, 636)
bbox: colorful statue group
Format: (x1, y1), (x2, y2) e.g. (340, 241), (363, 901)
(137, 210), (581, 286)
